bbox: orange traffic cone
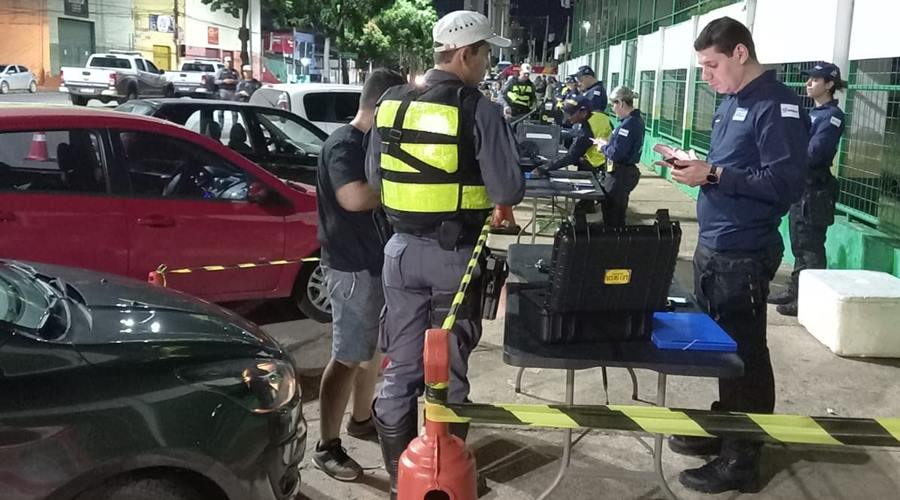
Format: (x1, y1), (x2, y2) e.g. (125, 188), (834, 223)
(397, 329), (477, 500)
(25, 132), (49, 161)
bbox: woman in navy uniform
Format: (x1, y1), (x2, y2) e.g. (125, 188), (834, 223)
(595, 86), (644, 226)
(768, 62), (845, 316)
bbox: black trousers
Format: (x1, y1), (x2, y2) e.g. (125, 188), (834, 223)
(787, 179), (837, 296)
(693, 242), (782, 456)
(599, 164), (640, 227)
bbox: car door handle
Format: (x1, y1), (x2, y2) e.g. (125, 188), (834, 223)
(0, 211), (15, 222)
(136, 215), (175, 227)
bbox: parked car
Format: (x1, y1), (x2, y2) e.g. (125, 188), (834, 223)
(249, 83), (362, 134)
(165, 59), (225, 97)
(59, 51), (174, 106)
(0, 64), (38, 94)
(0, 258), (306, 500)
(0, 107), (330, 322)
(116, 99), (328, 184)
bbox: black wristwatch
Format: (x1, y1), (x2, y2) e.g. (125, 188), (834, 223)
(706, 165), (720, 185)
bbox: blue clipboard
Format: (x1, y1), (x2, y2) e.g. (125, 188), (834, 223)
(651, 312), (737, 352)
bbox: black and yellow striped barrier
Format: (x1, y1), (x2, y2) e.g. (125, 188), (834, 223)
(440, 218), (492, 330)
(148, 257), (320, 287)
(423, 401), (900, 448)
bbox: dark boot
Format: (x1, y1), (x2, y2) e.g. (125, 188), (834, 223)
(767, 288), (795, 305)
(668, 435), (722, 456)
(374, 410), (418, 500)
(679, 442), (761, 494)
(776, 301), (798, 317)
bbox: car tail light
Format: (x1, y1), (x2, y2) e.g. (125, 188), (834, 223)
(108, 72), (116, 88)
(60, 69), (65, 84)
(277, 92), (290, 111)
(201, 74), (209, 85)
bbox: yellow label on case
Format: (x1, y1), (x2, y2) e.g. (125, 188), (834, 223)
(604, 269), (631, 285)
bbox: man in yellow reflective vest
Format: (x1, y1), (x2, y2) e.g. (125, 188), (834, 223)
(502, 63), (537, 119)
(365, 10), (524, 499)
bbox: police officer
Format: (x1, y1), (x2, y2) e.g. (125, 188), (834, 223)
(502, 63), (537, 119)
(365, 10), (525, 499)
(669, 17), (809, 493)
(534, 95), (612, 214)
(595, 86), (645, 227)
(572, 65), (608, 112)
(769, 62), (845, 317)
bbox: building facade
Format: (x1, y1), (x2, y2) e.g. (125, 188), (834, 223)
(564, 0), (900, 276)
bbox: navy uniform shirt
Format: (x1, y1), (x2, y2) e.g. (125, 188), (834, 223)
(581, 81), (608, 112)
(808, 99), (844, 175)
(601, 109), (645, 165)
(700, 70), (811, 251)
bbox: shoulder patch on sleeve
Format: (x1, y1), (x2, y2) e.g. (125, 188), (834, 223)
(618, 128), (630, 137)
(780, 103), (800, 119)
(830, 116), (842, 127)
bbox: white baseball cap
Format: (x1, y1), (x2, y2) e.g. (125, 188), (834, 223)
(433, 10), (511, 53)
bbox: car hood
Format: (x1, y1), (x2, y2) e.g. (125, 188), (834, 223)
(6, 261), (281, 353)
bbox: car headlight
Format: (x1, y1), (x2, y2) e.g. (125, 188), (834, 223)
(177, 358), (297, 414)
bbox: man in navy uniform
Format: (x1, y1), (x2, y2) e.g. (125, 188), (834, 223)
(768, 62), (845, 316)
(572, 65), (608, 112)
(670, 17), (810, 494)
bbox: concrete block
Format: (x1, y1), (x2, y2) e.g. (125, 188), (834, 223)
(798, 269), (900, 358)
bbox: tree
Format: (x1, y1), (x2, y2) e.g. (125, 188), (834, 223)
(201, 0), (292, 65)
(374, 0), (438, 75)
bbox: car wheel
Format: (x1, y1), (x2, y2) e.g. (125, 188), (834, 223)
(164, 85), (175, 98)
(28, 80), (37, 93)
(71, 95), (87, 106)
(73, 476), (206, 500)
(121, 86), (138, 103)
(0, 82), (8, 94)
(293, 262), (332, 323)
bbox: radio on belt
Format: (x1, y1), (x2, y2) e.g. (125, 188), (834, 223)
(520, 209), (682, 344)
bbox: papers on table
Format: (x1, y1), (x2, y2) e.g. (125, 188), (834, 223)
(549, 178), (595, 188)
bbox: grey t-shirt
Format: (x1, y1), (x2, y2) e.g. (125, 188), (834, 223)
(366, 69), (525, 208)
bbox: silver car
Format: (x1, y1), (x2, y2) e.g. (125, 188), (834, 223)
(0, 64), (38, 94)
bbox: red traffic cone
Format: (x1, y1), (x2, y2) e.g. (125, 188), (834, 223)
(25, 132), (50, 161)
(397, 328), (477, 500)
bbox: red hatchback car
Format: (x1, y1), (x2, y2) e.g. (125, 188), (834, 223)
(0, 107), (329, 321)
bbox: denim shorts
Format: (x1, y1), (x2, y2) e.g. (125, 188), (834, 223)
(324, 266), (384, 364)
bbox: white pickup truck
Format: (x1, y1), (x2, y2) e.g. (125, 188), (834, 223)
(59, 51), (174, 106)
(165, 59), (224, 97)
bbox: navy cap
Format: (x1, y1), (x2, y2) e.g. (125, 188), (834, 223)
(573, 65), (595, 78)
(565, 75), (576, 84)
(562, 96), (591, 113)
(803, 62), (842, 81)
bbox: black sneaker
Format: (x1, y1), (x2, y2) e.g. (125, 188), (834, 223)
(767, 288), (795, 305)
(776, 301), (798, 317)
(312, 439), (362, 482)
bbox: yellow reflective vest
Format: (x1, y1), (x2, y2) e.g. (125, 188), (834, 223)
(374, 82), (492, 232)
(584, 111), (613, 168)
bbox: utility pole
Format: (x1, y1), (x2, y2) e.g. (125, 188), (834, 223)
(173, 0), (180, 64)
(542, 15), (549, 64)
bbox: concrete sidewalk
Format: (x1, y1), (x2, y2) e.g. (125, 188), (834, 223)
(265, 168), (900, 500)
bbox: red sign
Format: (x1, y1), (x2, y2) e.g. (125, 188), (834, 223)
(207, 27), (219, 45)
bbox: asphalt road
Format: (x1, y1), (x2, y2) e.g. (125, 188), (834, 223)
(0, 89), (119, 107)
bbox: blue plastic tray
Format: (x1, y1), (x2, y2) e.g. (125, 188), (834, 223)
(651, 312), (737, 352)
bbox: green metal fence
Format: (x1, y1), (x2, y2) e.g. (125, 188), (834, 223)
(573, 0), (740, 55)
(690, 67), (725, 153)
(639, 69), (657, 130)
(659, 69), (687, 141)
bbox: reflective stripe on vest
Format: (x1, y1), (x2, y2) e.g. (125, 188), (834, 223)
(375, 94), (491, 214)
(584, 112), (613, 168)
(507, 84), (534, 107)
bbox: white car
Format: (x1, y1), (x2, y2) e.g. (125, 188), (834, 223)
(0, 65), (38, 94)
(250, 83), (362, 134)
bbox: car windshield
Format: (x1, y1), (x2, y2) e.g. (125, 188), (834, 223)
(256, 112), (323, 155)
(90, 57), (132, 69)
(182, 63), (215, 72)
(0, 263), (57, 330)
(116, 101), (156, 115)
